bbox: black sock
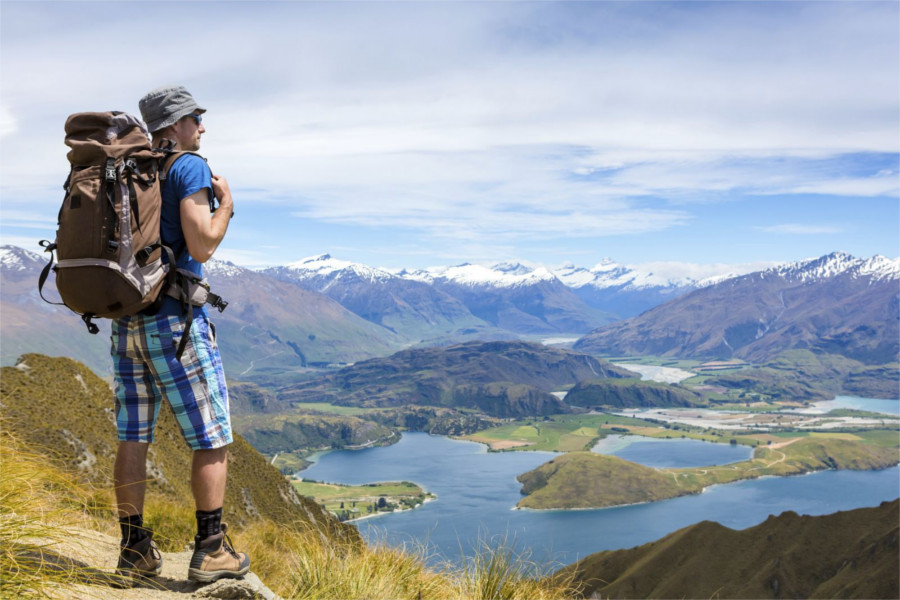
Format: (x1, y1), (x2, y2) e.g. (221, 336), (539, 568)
(119, 513), (147, 546)
(196, 507), (223, 540)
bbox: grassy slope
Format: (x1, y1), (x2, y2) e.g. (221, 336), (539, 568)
(564, 378), (703, 408)
(0, 353), (355, 544)
(517, 437), (899, 509)
(557, 499), (899, 600)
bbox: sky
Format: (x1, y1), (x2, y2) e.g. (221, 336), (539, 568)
(1, 1), (898, 277)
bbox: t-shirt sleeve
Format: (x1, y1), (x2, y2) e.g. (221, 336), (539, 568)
(169, 154), (213, 210)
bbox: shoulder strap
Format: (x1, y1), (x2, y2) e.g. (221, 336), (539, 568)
(159, 150), (206, 182)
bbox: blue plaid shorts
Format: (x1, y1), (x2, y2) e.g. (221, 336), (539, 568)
(111, 313), (232, 450)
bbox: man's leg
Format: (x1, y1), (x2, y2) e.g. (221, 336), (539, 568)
(115, 441), (150, 517)
(192, 447), (228, 511)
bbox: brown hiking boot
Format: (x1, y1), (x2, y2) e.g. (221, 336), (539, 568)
(115, 531), (162, 586)
(187, 523), (250, 583)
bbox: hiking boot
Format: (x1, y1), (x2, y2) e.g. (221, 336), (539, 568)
(115, 531), (163, 586)
(187, 523), (250, 583)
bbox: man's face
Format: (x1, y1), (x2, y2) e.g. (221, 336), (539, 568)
(171, 112), (205, 152)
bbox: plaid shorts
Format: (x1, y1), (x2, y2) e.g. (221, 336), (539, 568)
(111, 313), (232, 450)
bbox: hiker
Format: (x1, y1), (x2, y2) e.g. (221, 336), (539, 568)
(112, 85), (249, 585)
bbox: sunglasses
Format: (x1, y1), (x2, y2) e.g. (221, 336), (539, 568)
(185, 113), (203, 125)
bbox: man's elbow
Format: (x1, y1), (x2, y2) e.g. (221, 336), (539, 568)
(185, 242), (217, 263)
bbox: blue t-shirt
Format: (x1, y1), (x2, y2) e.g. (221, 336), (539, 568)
(158, 153), (213, 317)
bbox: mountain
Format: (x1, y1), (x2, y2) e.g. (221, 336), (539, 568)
(554, 259), (731, 318)
(278, 340), (635, 418)
(1, 353), (355, 542)
(575, 252), (900, 364)
(0, 245), (403, 380)
(400, 262), (617, 334)
(558, 499), (899, 599)
(204, 259), (401, 378)
(0, 245), (111, 375)
(261, 254), (497, 343)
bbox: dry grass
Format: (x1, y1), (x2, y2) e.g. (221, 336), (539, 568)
(232, 520), (579, 600)
(0, 430), (119, 598)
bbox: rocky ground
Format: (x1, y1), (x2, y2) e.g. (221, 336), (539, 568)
(43, 528), (280, 600)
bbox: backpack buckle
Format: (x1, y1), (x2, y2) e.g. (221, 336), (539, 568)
(104, 158), (116, 183)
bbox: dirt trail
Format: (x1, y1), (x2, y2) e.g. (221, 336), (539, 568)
(46, 528), (280, 599)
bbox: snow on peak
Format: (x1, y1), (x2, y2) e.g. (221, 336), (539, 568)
(204, 258), (246, 278)
(407, 262), (558, 288)
(0, 245), (43, 271)
(284, 253), (394, 284)
(773, 252), (899, 282)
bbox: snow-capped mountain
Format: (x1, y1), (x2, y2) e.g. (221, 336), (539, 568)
(575, 252), (900, 364)
(0, 245), (44, 274)
(0, 246), (401, 378)
(398, 261), (617, 334)
(770, 252), (900, 284)
(262, 254), (495, 342)
(402, 261), (560, 289)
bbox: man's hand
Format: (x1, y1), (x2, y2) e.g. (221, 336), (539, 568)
(211, 174), (233, 213)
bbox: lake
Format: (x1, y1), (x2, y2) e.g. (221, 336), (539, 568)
(299, 432), (900, 567)
(591, 434), (753, 467)
(789, 395), (900, 416)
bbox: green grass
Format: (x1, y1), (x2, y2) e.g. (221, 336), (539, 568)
(463, 412), (759, 452)
(290, 402), (380, 416)
(293, 480), (435, 521)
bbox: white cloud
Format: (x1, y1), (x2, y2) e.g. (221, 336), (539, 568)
(1, 2), (896, 265)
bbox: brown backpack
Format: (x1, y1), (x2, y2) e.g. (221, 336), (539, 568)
(39, 111), (227, 357)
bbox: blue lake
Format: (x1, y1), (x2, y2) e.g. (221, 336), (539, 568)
(300, 432), (900, 567)
(592, 434), (754, 467)
(808, 396), (900, 416)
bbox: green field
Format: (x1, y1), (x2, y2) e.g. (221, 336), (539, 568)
(292, 479), (434, 521)
(463, 412), (758, 452)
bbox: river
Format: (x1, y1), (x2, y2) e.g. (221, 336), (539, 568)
(299, 431), (899, 567)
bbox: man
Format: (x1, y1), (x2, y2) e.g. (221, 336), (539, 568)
(112, 85), (249, 585)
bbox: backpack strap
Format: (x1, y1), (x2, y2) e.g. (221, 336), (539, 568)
(38, 240), (101, 334)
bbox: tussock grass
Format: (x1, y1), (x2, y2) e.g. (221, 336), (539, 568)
(455, 534), (580, 600)
(0, 430), (115, 598)
(232, 520), (578, 599)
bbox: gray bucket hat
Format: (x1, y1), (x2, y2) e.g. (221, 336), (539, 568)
(138, 85), (207, 133)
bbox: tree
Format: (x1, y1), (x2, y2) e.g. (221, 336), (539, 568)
(377, 497), (387, 509)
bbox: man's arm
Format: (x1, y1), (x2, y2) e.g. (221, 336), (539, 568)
(180, 174), (234, 263)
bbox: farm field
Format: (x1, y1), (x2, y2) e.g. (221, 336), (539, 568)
(292, 479), (434, 522)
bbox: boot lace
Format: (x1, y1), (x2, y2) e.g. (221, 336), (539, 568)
(220, 523), (241, 559)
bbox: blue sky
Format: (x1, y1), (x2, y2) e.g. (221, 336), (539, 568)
(1, 1), (897, 276)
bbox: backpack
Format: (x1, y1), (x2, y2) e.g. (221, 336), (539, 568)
(39, 111), (227, 359)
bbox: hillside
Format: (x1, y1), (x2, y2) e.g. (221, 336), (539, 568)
(558, 499), (900, 599)
(516, 438), (899, 510)
(516, 453), (682, 509)
(0, 353), (355, 543)
(575, 252), (900, 365)
(564, 378), (703, 408)
(279, 340), (635, 417)
(0, 245), (111, 375)
(706, 349), (900, 400)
